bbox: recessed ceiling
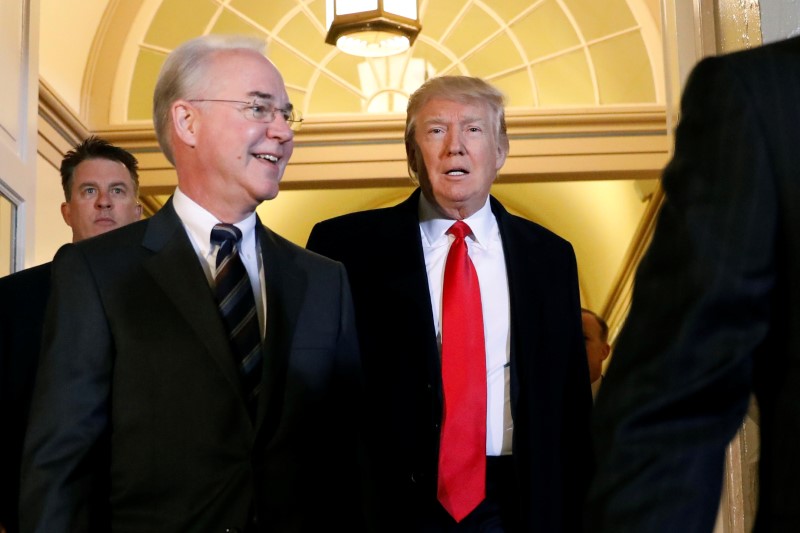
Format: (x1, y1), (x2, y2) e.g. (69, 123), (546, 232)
(36, 0), (666, 313)
(123, 0), (661, 122)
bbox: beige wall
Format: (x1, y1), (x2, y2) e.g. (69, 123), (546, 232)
(0, 0), (40, 271)
(33, 155), (72, 266)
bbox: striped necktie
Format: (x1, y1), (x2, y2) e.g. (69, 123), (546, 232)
(211, 223), (263, 419)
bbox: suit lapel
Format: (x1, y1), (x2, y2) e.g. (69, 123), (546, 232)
(491, 196), (544, 423)
(385, 190), (444, 399)
(141, 200), (244, 401)
(253, 221), (306, 434)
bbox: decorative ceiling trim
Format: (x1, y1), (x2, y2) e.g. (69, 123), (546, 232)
(38, 79), (89, 170)
(39, 77), (668, 202)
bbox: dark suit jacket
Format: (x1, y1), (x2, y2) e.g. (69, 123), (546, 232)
(20, 199), (368, 532)
(307, 189), (593, 532)
(0, 263), (51, 533)
(587, 37), (800, 532)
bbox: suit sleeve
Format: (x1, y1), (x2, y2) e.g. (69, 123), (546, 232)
(586, 54), (778, 531)
(19, 245), (113, 532)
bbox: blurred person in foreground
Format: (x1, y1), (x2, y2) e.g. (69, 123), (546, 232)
(308, 75), (592, 532)
(587, 36), (800, 532)
(20, 34), (368, 532)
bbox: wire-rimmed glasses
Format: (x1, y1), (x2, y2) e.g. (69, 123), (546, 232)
(188, 99), (304, 131)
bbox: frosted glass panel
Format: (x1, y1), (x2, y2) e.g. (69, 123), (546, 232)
(336, 0), (378, 15)
(384, 0), (417, 18)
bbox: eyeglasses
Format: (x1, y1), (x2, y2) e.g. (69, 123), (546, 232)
(188, 99), (304, 131)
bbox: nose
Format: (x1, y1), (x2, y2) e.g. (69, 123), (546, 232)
(267, 113), (294, 142)
(95, 190), (112, 209)
(445, 129), (464, 155)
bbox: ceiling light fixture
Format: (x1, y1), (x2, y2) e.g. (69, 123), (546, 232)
(325, 0), (422, 58)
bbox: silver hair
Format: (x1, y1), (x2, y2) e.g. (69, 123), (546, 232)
(152, 34), (266, 164)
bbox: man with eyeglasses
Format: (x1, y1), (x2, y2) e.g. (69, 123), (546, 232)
(20, 34), (370, 533)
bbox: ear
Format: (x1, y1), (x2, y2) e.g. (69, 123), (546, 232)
(60, 202), (73, 228)
(134, 202), (143, 220)
(173, 101), (199, 148)
(406, 141), (418, 173)
(495, 140), (508, 171)
(601, 343), (611, 361)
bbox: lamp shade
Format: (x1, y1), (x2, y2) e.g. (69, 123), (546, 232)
(325, 0), (421, 58)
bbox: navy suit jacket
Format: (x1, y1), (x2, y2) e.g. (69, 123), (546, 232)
(0, 263), (51, 533)
(20, 199), (369, 532)
(307, 189), (593, 531)
(588, 36), (800, 532)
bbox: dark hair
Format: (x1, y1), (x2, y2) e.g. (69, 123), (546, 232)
(60, 136), (140, 200)
(582, 308), (609, 343)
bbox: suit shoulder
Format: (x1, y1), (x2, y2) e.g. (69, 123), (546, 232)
(312, 206), (396, 234)
(307, 207), (407, 257)
(689, 34), (800, 90)
(500, 209), (574, 251)
(71, 218), (150, 256)
(0, 262), (52, 312)
(263, 225), (346, 271)
(0, 262), (51, 290)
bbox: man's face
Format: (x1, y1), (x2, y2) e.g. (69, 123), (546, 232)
(61, 158), (142, 242)
(582, 312), (610, 383)
(186, 49), (294, 220)
(412, 97), (507, 220)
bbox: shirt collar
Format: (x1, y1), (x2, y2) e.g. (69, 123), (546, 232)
(418, 193), (494, 248)
(172, 187), (258, 256)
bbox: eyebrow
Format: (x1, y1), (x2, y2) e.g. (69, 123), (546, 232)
(79, 181), (130, 190)
(248, 91), (274, 101)
(247, 91), (294, 111)
(421, 115), (485, 126)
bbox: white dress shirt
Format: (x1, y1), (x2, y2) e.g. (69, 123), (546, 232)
(172, 187), (266, 337)
(418, 194), (512, 455)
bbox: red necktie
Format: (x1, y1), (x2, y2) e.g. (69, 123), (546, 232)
(437, 220), (487, 522)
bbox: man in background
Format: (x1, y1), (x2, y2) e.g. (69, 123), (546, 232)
(581, 308), (610, 401)
(308, 75), (592, 532)
(0, 136), (141, 533)
(587, 36), (800, 532)
(20, 34), (367, 532)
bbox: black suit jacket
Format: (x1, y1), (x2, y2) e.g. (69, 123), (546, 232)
(0, 263), (51, 533)
(587, 37), (800, 532)
(307, 189), (592, 531)
(20, 199), (368, 532)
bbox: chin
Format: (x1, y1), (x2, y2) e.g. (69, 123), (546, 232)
(256, 186), (280, 202)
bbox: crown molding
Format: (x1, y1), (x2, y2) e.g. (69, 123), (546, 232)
(37, 78), (89, 170)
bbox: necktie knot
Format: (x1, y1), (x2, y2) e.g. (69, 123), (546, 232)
(211, 223), (242, 268)
(448, 220), (472, 241)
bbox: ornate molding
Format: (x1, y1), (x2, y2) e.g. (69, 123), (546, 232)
(37, 78), (88, 170)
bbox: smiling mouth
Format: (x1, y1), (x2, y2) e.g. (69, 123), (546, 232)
(254, 153), (279, 163)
